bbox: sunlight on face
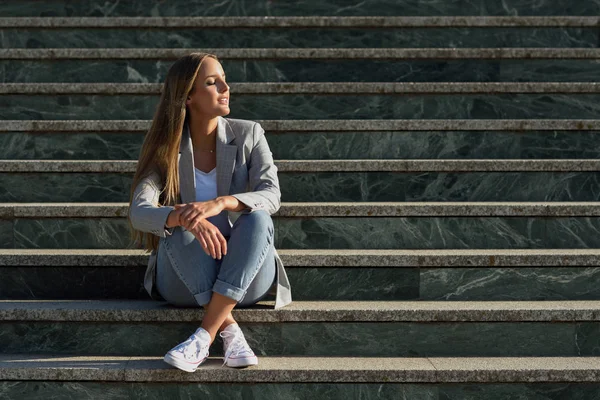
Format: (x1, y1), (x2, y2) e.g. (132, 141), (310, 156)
(186, 57), (230, 119)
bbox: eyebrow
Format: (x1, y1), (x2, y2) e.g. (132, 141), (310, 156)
(205, 73), (226, 78)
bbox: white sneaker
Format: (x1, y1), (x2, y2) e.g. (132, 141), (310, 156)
(163, 327), (211, 372)
(219, 323), (259, 368)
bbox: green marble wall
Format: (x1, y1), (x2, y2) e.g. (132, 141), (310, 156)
(1, 0), (598, 16)
(2, 28), (597, 48)
(0, 320), (596, 357)
(3, 217), (600, 250)
(3, 93), (600, 120)
(2, 265), (600, 302)
(3, 60), (600, 83)
(3, 131), (600, 161)
(3, 381), (599, 400)
(2, 172), (600, 202)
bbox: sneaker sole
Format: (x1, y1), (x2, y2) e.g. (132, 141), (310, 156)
(163, 352), (207, 373)
(225, 355), (259, 368)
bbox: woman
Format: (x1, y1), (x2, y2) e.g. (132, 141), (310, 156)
(128, 52), (292, 373)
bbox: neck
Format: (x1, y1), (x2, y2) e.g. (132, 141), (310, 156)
(188, 115), (218, 150)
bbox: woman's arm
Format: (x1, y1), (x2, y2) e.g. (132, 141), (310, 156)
(228, 122), (281, 215)
(129, 170), (175, 237)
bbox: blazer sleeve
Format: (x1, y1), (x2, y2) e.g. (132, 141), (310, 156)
(230, 122), (281, 215)
(128, 169), (176, 238)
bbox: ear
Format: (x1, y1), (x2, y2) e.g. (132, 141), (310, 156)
(185, 96), (192, 106)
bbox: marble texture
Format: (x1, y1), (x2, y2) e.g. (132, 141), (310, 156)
(4, 172), (600, 202)
(0, 267), (148, 300)
(0, 221), (13, 248)
(2, 265), (600, 301)
(0, 321), (585, 357)
(0, 381), (433, 400)
(0, 381), (600, 400)
(3, 93), (600, 120)
(2, 259), (600, 302)
(0, 267), (415, 301)
(3, 60), (600, 83)
(3, 131), (600, 161)
(420, 267), (600, 300)
(7, 217), (600, 249)
(2, 382), (600, 400)
(1, 27), (597, 49)
(0, 0), (599, 16)
(3, 16), (599, 28)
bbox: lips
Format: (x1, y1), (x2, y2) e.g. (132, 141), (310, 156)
(218, 97), (229, 105)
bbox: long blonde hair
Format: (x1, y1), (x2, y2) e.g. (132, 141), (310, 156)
(127, 52), (219, 252)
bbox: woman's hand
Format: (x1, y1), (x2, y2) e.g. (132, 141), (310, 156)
(175, 200), (224, 231)
(184, 217), (228, 259)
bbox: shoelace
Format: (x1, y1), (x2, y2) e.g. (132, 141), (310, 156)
(219, 329), (251, 367)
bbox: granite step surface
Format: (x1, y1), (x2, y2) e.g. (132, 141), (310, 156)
(3, 202), (600, 218)
(5, 248), (600, 267)
(2, 48), (600, 60)
(1, 354), (599, 383)
(3, 119), (598, 132)
(2, 299), (599, 322)
(5, 159), (600, 172)
(2, 249), (600, 302)
(1, 300), (600, 357)
(3, 82), (600, 94)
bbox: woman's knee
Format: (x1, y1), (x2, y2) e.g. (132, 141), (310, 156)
(235, 210), (274, 232)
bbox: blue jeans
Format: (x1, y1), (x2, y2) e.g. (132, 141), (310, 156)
(156, 210), (277, 308)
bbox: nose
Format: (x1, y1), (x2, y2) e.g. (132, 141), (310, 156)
(219, 81), (229, 93)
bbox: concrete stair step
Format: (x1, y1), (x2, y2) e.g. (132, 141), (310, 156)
(4, 159), (600, 172)
(2, 299), (600, 322)
(0, 354), (598, 383)
(2, 249), (600, 302)
(4, 82), (600, 94)
(2, 300), (599, 357)
(2, 202), (600, 218)
(5, 248), (600, 267)
(2, 119), (598, 132)
(2, 16), (598, 28)
(2, 48), (600, 60)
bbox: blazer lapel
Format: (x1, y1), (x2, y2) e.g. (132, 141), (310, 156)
(216, 116), (237, 197)
(178, 120), (195, 204)
(179, 116), (237, 203)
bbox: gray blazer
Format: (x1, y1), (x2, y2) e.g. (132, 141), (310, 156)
(129, 116), (293, 309)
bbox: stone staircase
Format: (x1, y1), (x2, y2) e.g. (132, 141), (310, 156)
(1, 1), (600, 398)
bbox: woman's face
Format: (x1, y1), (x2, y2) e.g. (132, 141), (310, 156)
(185, 57), (230, 119)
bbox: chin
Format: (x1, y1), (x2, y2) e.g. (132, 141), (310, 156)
(218, 108), (231, 117)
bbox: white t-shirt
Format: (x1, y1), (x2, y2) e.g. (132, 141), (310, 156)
(194, 166), (231, 237)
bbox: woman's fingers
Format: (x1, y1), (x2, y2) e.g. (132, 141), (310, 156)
(195, 231), (211, 257)
(203, 231), (217, 259)
(210, 230), (222, 259)
(218, 232), (228, 256)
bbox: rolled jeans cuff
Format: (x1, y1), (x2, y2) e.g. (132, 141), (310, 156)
(191, 288), (214, 307)
(213, 278), (247, 302)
